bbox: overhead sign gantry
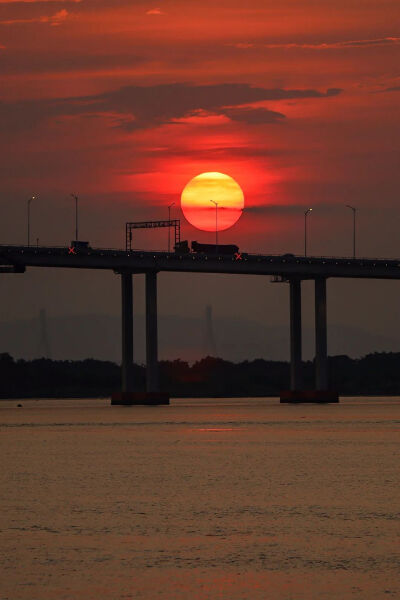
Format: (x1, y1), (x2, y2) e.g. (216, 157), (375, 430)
(125, 219), (181, 251)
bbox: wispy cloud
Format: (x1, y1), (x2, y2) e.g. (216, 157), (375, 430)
(0, 0), (79, 3)
(380, 86), (400, 92)
(244, 201), (349, 215)
(232, 37), (400, 50)
(223, 107), (285, 125)
(0, 8), (68, 25)
(146, 8), (164, 15)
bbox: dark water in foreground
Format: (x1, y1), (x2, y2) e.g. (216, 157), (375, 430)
(0, 397), (399, 600)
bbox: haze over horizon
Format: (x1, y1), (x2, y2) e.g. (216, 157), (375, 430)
(1, 310), (399, 364)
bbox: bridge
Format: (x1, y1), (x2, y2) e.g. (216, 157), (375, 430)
(2, 242), (400, 404)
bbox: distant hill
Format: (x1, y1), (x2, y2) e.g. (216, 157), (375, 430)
(0, 313), (398, 363)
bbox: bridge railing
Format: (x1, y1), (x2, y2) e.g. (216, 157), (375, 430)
(0, 243), (400, 264)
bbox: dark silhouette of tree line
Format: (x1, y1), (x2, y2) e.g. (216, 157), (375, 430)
(1, 352), (400, 398)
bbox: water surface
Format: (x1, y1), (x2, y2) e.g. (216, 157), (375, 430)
(1, 397), (399, 599)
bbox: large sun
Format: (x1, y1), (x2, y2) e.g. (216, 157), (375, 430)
(181, 172), (244, 232)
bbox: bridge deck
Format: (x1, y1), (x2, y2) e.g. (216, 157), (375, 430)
(1, 244), (400, 279)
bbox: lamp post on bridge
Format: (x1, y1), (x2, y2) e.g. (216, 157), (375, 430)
(27, 196), (35, 247)
(304, 207), (312, 257)
(71, 194), (79, 241)
(210, 199), (219, 253)
(168, 202), (175, 252)
(346, 205), (356, 258)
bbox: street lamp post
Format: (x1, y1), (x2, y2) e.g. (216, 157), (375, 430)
(27, 196), (35, 246)
(168, 202), (175, 252)
(346, 205), (356, 258)
(71, 194), (78, 241)
(210, 199), (219, 252)
(304, 208), (312, 257)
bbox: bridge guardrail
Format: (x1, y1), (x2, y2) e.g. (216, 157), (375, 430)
(1, 243), (400, 263)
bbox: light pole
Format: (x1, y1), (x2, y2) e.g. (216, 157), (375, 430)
(304, 207), (312, 256)
(210, 199), (219, 252)
(27, 196), (35, 246)
(71, 194), (78, 241)
(168, 202), (175, 252)
(346, 205), (356, 258)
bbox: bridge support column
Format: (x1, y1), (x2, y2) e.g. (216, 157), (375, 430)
(112, 270), (169, 406)
(315, 277), (328, 390)
(146, 271), (159, 393)
(112, 272), (134, 404)
(281, 277), (338, 403)
(121, 271), (134, 393)
(289, 279), (303, 391)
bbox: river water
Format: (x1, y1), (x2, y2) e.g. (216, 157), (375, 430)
(0, 397), (399, 599)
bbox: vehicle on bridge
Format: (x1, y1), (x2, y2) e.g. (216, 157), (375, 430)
(174, 240), (240, 255)
(174, 240), (190, 254)
(71, 240), (91, 250)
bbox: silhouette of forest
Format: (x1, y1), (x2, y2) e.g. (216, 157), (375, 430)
(1, 352), (400, 398)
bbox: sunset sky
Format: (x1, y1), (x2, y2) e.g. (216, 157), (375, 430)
(1, 0), (400, 357)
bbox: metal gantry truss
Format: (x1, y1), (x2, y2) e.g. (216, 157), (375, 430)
(125, 219), (181, 251)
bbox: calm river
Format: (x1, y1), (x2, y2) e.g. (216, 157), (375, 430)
(0, 397), (399, 599)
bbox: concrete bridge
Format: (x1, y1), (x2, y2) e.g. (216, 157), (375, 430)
(2, 243), (400, 404)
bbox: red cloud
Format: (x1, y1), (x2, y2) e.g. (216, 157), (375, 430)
(0, 1), (79, 3)
(0, 8), (68, 25)
(146, 8), (164, 15)
(232, 37), (400, 50)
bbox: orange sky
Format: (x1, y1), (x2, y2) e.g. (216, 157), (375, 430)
(0, 0), (399, 254)
(1, 0), (400, 356)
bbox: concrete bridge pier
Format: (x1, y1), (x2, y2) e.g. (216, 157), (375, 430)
(281, 276), (338, 403)
(289, 278), (303, 391)
(112, 270), (169, 405)
(145, 271), (159, 393)
(315, 277), (328, 390)
(312, 277), (338, 401)
(121, 271), (134, 394)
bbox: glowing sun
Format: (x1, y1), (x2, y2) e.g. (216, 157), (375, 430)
(181, 172), (244, 232)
